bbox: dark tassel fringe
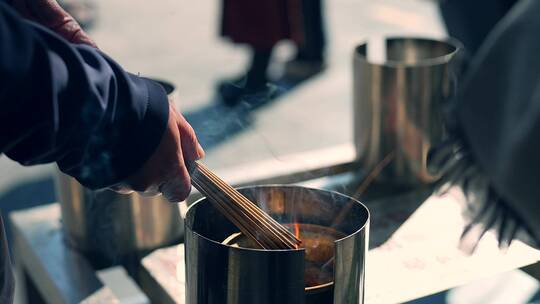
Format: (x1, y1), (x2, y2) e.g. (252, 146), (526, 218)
(428, 135), (539, 253)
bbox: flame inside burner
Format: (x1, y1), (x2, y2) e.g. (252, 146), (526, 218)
(222, 223), (345, 288)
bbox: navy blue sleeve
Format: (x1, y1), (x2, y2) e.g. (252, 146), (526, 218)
(0, 2), (169, 189)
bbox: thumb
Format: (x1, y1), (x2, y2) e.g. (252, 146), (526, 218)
(174, 109), (205, 162)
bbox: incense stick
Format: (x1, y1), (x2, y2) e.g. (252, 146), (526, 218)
(190, 162), (302, 250)
(331, 151), (395, 228)
(352, 151), (395, 199)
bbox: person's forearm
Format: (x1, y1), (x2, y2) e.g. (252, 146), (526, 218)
(0, 2), (169, 189)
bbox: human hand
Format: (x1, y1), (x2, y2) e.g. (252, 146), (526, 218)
(111, 104), (205, 202)
(12, 0), (97, 47)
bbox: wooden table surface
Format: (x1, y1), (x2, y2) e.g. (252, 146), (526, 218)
(10, 204), (149, 304)
(9, 149), (540, 303)
(140, 178), (540, 304)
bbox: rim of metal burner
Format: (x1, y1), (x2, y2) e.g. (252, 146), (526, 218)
(221, 231), (334, 292)
(354, 36), (463, 68)
(185, 184), (370, 292)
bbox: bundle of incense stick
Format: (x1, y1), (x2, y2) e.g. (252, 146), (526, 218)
(189, 162), (302, 250)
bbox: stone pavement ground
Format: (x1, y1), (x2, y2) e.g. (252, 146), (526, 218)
(3, 0), (539, 303)
(87, 0), (446, 169)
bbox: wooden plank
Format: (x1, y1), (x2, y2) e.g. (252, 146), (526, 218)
(139, 246), (184, 304)
(97, 267), (150, 304)
(364, 188), (540, 303)
(10, 204), (119, 304)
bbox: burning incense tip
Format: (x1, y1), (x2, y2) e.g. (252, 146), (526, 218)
(223, 223), (345, 288)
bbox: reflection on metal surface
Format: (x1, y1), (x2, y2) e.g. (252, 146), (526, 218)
(55, 172), (183, 266)
(185, 185), (369, 304)
(353, 37), (462, 185)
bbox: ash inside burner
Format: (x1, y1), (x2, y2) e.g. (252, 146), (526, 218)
(222, 223), (345, 288)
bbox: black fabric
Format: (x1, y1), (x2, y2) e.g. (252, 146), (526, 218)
(246, 48), (273, 87)
(441, 0), (518, 57)
(296, 0), (325, 62)
(0, 2), (169, 189)
(455, 0), (540, 242)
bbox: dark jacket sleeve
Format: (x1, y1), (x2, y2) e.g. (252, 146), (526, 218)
(0, 2), (169, 189)
(456, 0), (540, 240)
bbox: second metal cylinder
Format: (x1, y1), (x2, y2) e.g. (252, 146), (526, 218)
(353, 37), (462, 185)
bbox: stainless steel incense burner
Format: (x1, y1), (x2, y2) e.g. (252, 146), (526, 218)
(185, 185), (369, 304)
(353, 37), (462, 185)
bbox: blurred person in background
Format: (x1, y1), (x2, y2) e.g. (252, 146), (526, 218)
(431, 0), (540, 251)
(218, 0), (326, 105)
(282, 0), (326, 81)
(0, 0), (204, 302)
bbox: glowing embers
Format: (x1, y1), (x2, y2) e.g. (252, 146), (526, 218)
(223, 223), (346, 289)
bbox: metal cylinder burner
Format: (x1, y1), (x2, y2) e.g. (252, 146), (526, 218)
(353, 37), (462, 185)
(185, 185), (369, 304)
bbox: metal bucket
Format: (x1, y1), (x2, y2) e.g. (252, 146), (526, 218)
(55, 79), (183, 267)
(185, 185), (369, 304)
(353, 37), (462, 185)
